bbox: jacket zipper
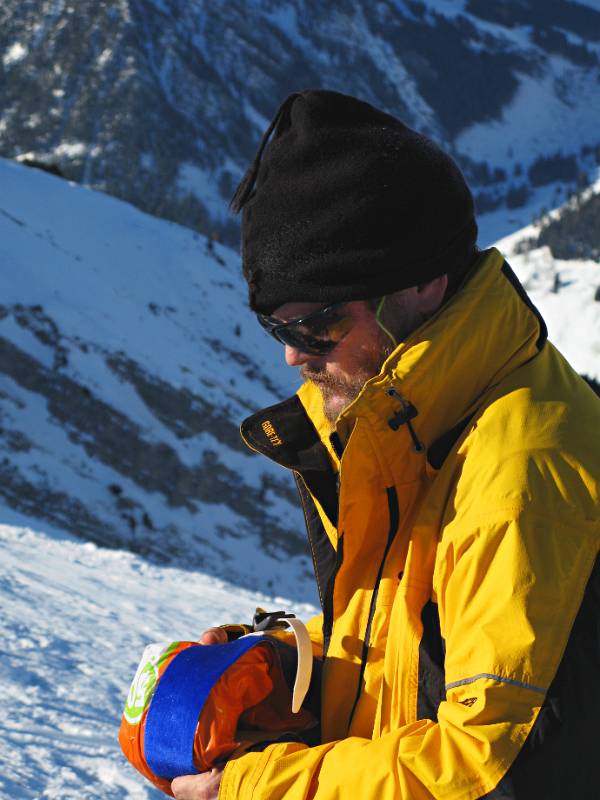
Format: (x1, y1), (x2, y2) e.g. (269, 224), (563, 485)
(347, 486), (400, 727)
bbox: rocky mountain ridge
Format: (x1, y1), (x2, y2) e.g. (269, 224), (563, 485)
(1, 0), (599, 245)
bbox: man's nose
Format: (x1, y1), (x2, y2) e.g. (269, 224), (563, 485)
(284, 344), (312, 367)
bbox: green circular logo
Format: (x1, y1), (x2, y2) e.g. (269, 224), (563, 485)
(124, 644), (162, 724)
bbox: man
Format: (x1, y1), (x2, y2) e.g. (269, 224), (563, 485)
(172, 90), (600, 799)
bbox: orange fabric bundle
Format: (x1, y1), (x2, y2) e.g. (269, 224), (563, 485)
(120, 641), (192, 795)
(119, 638), (316, 796)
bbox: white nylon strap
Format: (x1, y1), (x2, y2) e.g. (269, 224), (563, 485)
(281, 617), (313, 713)
(244, 617), (313, 713)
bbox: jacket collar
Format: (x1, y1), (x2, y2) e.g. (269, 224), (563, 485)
(241, 248), (547, 476)
(332, 248), (546, 453)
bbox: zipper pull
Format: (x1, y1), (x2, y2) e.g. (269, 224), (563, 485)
(386, 388), (425, 453)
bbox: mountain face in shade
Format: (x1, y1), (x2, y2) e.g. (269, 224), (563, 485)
(0, 157), (316, 602)
(1, 158), (598, 603)
(1, 0), (599, 245)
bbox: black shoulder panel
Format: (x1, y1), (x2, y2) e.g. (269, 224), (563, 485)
(417, 599), (446, 721)
(480, 553), (600, 799)
(241, 395), (338, 526)
(501, 260), (548, 351)
(295, 474), (337, 611)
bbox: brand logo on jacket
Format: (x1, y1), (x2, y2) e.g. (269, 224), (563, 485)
(262, 420), (283, 446)
(460, 697), (477, 707)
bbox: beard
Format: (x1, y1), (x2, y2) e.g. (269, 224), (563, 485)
(300, 336), (394, 423)
(299, 299), (428, 423)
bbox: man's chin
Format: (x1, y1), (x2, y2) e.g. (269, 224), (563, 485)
(318, 388), (347, 423)
(303, 375), (353, 421)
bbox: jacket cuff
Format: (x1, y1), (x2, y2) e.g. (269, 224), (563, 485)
(219, 742), (307, 800)
(219, 748), (271, 800)
(219, 623), (254, 641)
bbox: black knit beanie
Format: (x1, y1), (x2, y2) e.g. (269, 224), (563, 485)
(231, 89), (478, 314)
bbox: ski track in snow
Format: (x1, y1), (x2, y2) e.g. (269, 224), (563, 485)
(0, 523), (317, 799)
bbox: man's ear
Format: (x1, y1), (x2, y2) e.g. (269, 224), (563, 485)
(416, 274), (448, 314)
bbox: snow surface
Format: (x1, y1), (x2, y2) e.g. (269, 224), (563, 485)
(0, 522), (317, 799)
(570, 0), (600, 10)
(2, 42), (28, 67)
(456, 65), (600, 171)
(176, 163), (230, 222)
(497, 222), (600, 380)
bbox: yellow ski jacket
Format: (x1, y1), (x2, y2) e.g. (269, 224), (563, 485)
(222, 248), (600, 800)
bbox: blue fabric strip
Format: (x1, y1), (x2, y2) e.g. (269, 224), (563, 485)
(144, 635), (266, 778)
(445, 673), (546, 694)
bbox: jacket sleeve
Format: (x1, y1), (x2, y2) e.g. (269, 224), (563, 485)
(219, 509), (598, 800)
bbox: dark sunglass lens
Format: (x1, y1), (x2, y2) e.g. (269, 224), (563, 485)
(256, 304), (350, 354)
(278, 327), (336, 355)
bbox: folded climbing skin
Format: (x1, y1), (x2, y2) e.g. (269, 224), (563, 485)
(119, 633), (317, 797)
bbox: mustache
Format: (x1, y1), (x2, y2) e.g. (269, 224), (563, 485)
(299, 366), (348, 389)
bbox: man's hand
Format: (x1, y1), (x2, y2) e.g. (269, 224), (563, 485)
(198, 627), (228, 645)
(171, 767), (223, 800)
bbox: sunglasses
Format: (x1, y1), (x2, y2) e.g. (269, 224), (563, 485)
(257, 302), (353, 355)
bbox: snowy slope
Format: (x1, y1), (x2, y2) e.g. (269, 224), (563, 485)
(496, 180), (600, 380)
(0, 522), (317, 799)
(507, 245), (600, 378)
(0, 157), (315, 603)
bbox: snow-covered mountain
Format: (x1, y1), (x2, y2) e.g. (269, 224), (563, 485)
(0, 157), (317, 603)
(496, 177), (600, 381)
(1, 0), (599, 246)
